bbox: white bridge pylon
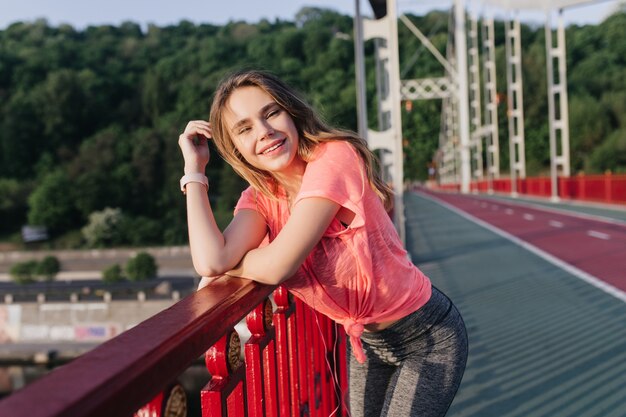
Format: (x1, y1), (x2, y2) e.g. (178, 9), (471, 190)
(354, 0), (593, 211)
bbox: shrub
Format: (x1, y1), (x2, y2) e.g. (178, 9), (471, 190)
(35, 256), (61, 281)
(9, 260), (39, 284)
(125, 252), (157, 281)
(102, 264), (124, 283)
(81, 207), (126, 248)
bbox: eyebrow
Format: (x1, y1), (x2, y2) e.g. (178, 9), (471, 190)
(230, 102), (279, 133)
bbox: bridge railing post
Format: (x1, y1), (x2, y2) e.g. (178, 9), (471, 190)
(200, 286), (348, 417)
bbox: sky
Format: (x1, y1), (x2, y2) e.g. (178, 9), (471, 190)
(0, 0), (621, 30)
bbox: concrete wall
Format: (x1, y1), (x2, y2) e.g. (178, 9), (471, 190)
(0, 298), (176, 346)
(0, 246), (196, 280)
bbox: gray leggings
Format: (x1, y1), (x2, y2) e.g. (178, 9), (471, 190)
(348, 287), (468, 417)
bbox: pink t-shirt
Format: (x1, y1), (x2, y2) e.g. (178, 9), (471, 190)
(234, 141), (432, 363)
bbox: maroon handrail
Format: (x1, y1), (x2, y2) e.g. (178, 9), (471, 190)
(0, 276), (275, 417)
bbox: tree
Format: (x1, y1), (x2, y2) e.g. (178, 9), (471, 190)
(102, 264), (124, 283)
(0, 178), (30, 233)
(81, 207), (126, 248)
(1, 11), (625, 245)
(569, 95), (610, 172)
(0, 91), (44, 178)
(27, 170), (79, 234)
(125, 252), (158, 281)
(35, 256), (60, 281)
(9, 260), (38, 284)
(590, 129), (626, 173)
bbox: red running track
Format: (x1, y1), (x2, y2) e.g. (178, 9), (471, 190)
(417, 189), (626, 293)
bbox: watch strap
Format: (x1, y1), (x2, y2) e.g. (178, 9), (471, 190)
(180, 173), (209, 194)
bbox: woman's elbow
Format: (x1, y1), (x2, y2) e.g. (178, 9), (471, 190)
(193, 260), (228, 278)
(271, 266), (297, 286)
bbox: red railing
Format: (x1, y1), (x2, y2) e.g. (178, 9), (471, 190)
(0, 277), (348, 417)
(450, 173), (626, 205)
(202, 287), (348, 417)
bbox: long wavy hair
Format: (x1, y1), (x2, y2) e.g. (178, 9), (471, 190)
(209, 70), (394, 211)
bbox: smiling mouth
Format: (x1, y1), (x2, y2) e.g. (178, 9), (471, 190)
(260, 139), (286, 155)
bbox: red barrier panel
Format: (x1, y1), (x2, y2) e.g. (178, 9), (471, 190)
(436, 173), (625, 206)
(274, 287), (296, 417)
(522, 177), (551, 197)
(201, 331), (246, 417)
(200, 286), (348, 417)
(609, 174), (626, 204)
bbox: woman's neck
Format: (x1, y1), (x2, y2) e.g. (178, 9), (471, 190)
(273, 157), (307, 200)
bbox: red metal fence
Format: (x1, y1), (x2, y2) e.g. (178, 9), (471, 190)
(201, 286), (348, 417)
(0, 277), (349, 417)
(447, 173), (626, 205)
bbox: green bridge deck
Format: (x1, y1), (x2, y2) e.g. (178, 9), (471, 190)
(404, 191), (626, 417)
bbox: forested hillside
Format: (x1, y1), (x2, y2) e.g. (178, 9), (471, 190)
(0, 8), (624, 248)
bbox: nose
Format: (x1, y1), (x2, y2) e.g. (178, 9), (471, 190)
(258, 119), (275, 140)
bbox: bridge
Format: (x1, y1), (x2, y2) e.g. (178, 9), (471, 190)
(0, 0), (625, 416)
(0, 188), (623, 417)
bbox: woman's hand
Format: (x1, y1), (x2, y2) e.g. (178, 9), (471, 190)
(179, 120), (212, 174)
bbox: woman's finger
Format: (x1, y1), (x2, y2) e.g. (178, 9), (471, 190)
(182, 124), (212, 141)
(184, 120), (210, 132)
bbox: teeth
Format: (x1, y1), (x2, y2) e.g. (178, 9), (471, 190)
(263, 141), (283, 154)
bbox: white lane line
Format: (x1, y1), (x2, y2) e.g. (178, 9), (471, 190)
(417, 192), (626, 303)
(549, 220), (564, 228)
(587, 230), (611, 240)
(523, 214), (535, 221)
(478, 196), (626, 226)
(505, 209), (514, 215)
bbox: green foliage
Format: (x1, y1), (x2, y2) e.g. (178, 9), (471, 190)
(9, 260), (38, 284)
(35, 255), (60, 281)
(0, 177), (30, 232)
(402, 101), (440, 180)
(27, 170), (79, 234)
(1, 9), (624, 245)
(569, 95), (610, 172)
(122, 216), (163, 246)
(102, 264), (124, 283)
(9, 256), (59, 283)
(81, 207), (126, 247)
(125, 252), (158, 281)
(590, 129), (626, 173)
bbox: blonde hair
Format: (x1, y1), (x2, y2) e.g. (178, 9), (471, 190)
(209, 70), (394, 211)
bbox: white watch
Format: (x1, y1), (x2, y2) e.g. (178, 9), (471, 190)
(180, 173), (209, 194)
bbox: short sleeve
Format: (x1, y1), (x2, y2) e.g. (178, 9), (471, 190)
(294, 141), (366, 229)
(234, 186), (266, 220)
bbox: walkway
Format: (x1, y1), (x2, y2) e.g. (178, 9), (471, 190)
(477, 193), (626, 223)
(405, 190), (626, 417)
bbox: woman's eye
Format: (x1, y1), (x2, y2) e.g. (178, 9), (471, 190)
(238, 126), (251, 135)
(267, 109), (280, 118)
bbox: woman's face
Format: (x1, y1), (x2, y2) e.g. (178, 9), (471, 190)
(224, 86), (302, 177)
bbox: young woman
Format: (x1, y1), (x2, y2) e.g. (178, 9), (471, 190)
(178, 70), (467, 417)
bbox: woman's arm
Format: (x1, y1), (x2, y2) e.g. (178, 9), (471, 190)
(224, 197), (341, 285)
(186, 184), (267, 276)
(179, 121), (267, 277)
